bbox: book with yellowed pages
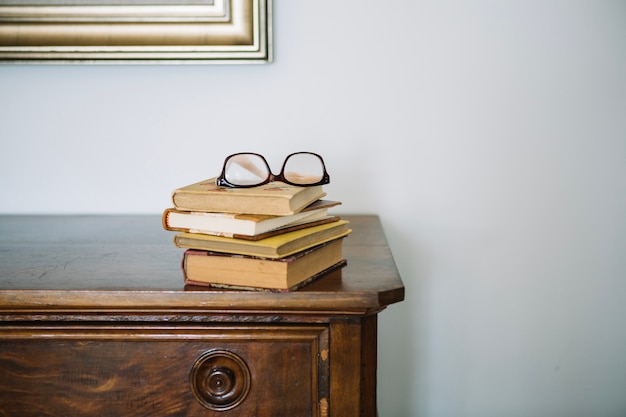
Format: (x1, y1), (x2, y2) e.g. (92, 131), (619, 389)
(162, 200), (341, 239)
(171, 177), (326, 216)
(168, 215), (341, 241)
(182, 238), (347, 292)
(173, 219), (351, 259)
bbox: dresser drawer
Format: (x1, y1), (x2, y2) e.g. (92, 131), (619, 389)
(0, 324), (329, 417)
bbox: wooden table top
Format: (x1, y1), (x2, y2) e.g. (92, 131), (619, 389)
(0, 215), (404, 315)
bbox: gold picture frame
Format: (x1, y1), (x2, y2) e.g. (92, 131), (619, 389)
(0, 0), (272, 64)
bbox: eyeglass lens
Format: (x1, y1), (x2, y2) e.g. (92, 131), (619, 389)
(224, 153), (325, 187)
(224, 154), (269, 186)
(282, 153), (325, 185)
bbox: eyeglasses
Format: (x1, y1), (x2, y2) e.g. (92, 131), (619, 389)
(216, 152), (330, 188)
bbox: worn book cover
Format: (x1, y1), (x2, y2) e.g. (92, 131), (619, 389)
(171, 177), (327, 216)
(173, 219), (351, 258)
(182, 238), (347, 291)
(162, 200), (341, 238)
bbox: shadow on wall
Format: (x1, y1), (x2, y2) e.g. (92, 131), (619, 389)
(377, 218), (427, 416)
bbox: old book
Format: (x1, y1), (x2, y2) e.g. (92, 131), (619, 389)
(182, 238), (347, 291)
(162, 200), (341, 238)
(171, 177), (326, 216)
(208, 216), (341, 241)
(174, 219), (351, 259)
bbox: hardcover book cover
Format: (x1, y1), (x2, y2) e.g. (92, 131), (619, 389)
(162, 200), (342, 239)
(171, 177), (327, 216)
(182, 238), (347, 291)
(173, 219), (351, 258)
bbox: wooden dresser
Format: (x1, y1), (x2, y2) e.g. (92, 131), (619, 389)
(0, 215), (404, 417)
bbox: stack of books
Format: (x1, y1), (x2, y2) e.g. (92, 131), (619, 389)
(162, 177), (351, 291)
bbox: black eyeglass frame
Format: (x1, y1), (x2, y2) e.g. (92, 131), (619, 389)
(215, 152), (330, 188)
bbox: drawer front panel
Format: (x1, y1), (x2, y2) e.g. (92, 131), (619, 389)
(0, 325), (328, 417)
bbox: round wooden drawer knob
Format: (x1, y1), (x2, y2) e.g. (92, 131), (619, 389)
(190, 349), (251, 411)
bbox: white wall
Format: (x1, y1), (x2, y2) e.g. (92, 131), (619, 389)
(1, 1), (625, 416)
